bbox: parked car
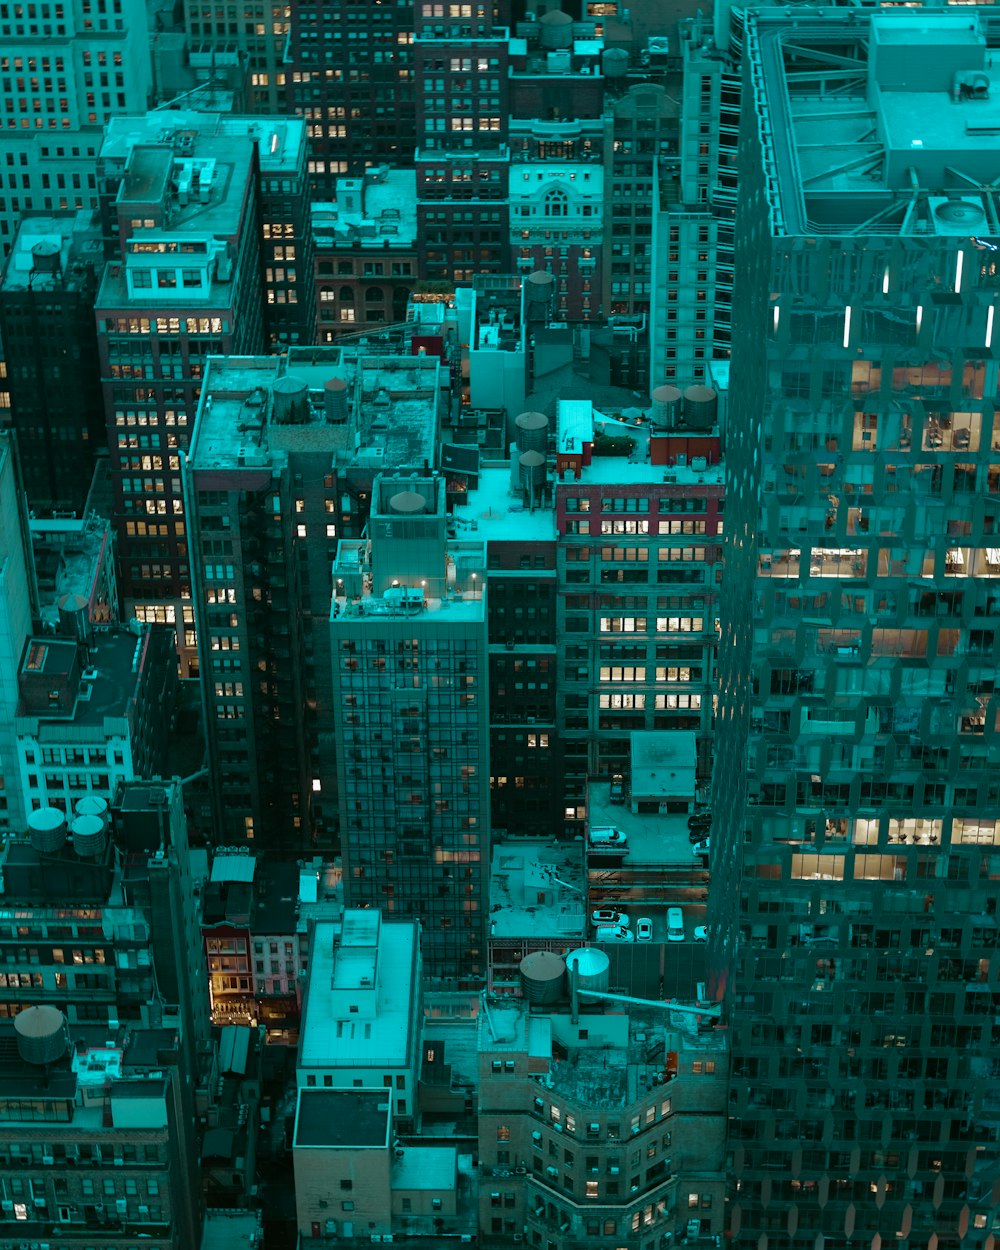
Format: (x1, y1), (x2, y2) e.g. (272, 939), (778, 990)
(693, 925), (708, 942)
(635, 917), (653, 942)
(687, 813), (711, 832)
(589, 826), (628, 846)
(595, 924), (634, 943)
(666, 907), (685, 942)
(692, 838), (710, 857)
(592, 908), (629, 928)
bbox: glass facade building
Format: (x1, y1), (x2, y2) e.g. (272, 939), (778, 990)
(716, 10), (1000, 1246)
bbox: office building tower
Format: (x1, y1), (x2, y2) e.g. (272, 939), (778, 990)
(286, 0), (417, 191)
(181, 0), (289, 113)
(94, 123), (267, 671)
(0, 1018), (203, 1248)
(414, 2), (512, 284)
(0, 0), (150, 131)
(331, 472), (490, 983)
(602, 78), (674, 325)
(186, 353), (347, 850)
(716, 9), (1000, 1244)
(99, 111), (314, 345)
(0, 430), (36, 837)
(0, 212), (104, 516)
(649, 16), (737, 389)
(552, 395), (722, 822)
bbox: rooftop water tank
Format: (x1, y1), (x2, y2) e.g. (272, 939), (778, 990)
(566, 946), (610, 994)
(650, 384), (683, 431)
(14, 1005), (69, 1066)
(519, 951), (566, 1004)
(602, 47), (629, 78)
(388, 490), (427, 515)
(514, 410), (549, 455)
(524, 270), (555, 320)
(519, 449), (547, 495)
(31, 239), (62, 274)
(71, 814), (107, 859)
(539, 8), (573, 49)
(324, 375), (348, 424)
(57, 592), (90, 644)
(272, 375), (308, 424)
(27, 806), (67, 854)
(682, 384), (718, 430)
(74, 795), (109, 822)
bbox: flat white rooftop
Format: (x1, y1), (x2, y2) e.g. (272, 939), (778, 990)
(299, 916), (419, 1074)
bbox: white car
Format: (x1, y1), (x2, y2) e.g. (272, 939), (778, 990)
(692, 838), (710, 857)
(693, 926), (708, 942)
(635, 917), (653, 942)
(592, 908), (629, 927)
(595, 924), (635, 943)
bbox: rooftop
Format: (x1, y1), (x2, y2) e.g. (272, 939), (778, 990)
(630, 730), (697, 800)
(101, 110), (307, 176)
(312, 168), (418, 249)
(452, 466), (557, 544)
(749, 8), (1000, 235)
(393, 1145), (457, 1191)
(31, 514), (114, 630)
(587, 783), (702, 867)
(115, 137), (252, 239)
(298, 916), (419, 1072)
(481, 1001), (724, 1110)
(489, 839), (586, 940)
(189, 352), (441, 477)
(294, 1088), (390, 1149)
(201, 1209), (263, 1250)
(16, 629), (151, 731)
(353, 355), (440, 472)
(2, 210), (103, 294)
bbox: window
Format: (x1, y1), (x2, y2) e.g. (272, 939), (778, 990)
(544, 187), (568, 217)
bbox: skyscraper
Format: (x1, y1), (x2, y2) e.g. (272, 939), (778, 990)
(716, 9), (1000, 1244)
(94, 122), (267, 672)
(0, 211), (104, 515)
(0, 429), (36, 837)
(331, 472), (490, 984)
(185, 353), (344, 851)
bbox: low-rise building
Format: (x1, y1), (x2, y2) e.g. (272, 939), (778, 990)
(293, 1088), (474, 1245)
(297, 911), (422, 1136)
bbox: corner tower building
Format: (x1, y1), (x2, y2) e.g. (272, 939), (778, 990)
(716, 10), (1000, 1246)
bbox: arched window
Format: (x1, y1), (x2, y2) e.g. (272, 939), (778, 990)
(339, 285), (354, 302)
(544, 187), (568, 218)
(365, 286), (385, 304)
